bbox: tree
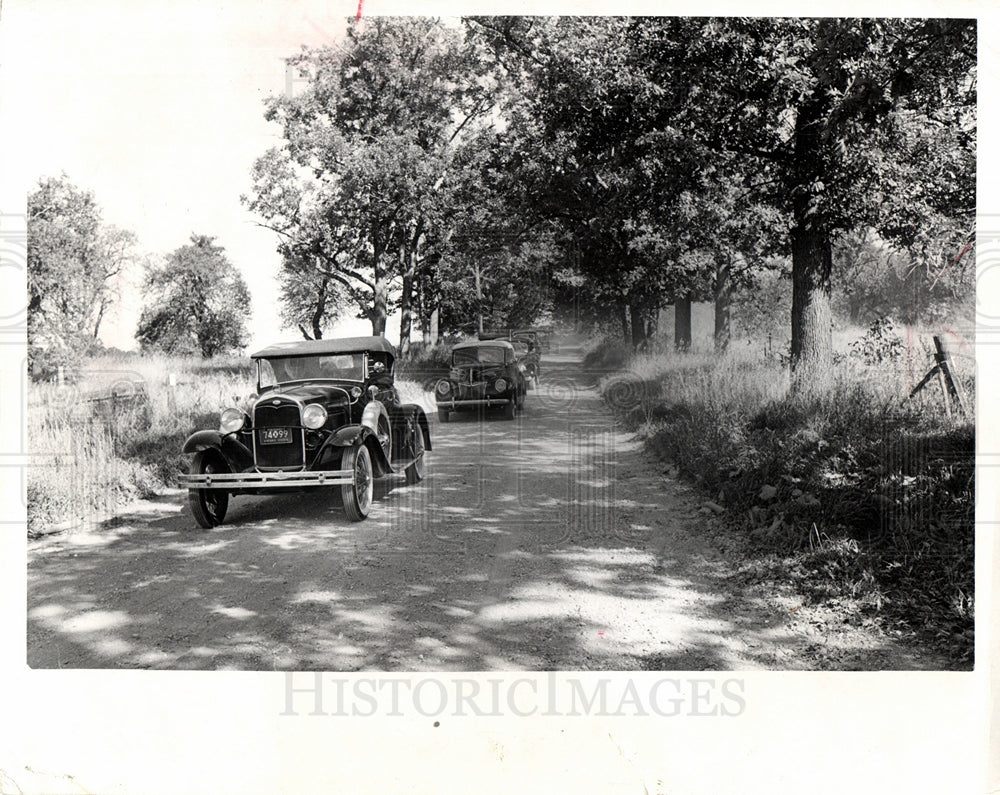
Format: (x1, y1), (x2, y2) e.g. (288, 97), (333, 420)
(635, 18), (975, 372)
(27, 175), (136, 377)
(477, 18), (974, 364)
(469, 17), (730, 350)
(247, 18), (499, 352)
(136, 235), (250, 357)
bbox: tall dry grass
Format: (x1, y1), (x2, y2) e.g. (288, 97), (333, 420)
(596, 332), (975, 665)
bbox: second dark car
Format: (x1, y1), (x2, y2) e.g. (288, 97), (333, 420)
(434, 339), (526, 422)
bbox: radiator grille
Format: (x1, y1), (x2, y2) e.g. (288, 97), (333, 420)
(253, 402), (304, 470)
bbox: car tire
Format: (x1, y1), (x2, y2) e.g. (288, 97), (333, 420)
(437, 408), (450, 423)
(187, 450), (229, 529)
(502, 400), (516, 420)
(405, 425), (426, 484)
(341, 442), (374, 521)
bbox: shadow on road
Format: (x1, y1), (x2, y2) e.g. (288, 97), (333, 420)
(28, 343), (932, 671)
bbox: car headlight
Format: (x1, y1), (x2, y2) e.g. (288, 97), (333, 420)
(436, 380), (451, 395)
(302, 403), (328, 429)
(350, 386), (363, 400)
(220, 408), (246, 434)
(493, 378), (507, 392)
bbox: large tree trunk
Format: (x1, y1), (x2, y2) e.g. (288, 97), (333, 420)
(714, 257), (732, 353)
(474, 260), (484, 335)
(790, 224), (833, 373)
(790, 99), (834, 375)
(371, 279), (388, 336)
(618, 301), (629, 342)
(674, 295), (692, 352)
(398, 273), (413, 357)
(629, 301), (646, 350)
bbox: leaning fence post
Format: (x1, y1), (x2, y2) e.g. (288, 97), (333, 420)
(934, 336), (969, 417)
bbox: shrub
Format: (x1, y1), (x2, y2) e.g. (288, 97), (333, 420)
(600, 344), (974, 665)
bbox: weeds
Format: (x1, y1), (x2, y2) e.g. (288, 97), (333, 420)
(599, 339), (975, 667)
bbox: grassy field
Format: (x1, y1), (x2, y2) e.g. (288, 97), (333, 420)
(587, 329), (975, 666)
(27, 351), (433, 536)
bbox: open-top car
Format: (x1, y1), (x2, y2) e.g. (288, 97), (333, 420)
(480, 329), (541, 387)
(512, 327), (552, 353)
(179, 336), (431, 527)
(434, 339), (526, 422)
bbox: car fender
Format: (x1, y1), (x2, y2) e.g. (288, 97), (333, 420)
(181, 430), (253, 470)
(361, 399), (389, 434)
(322, 424), (393, 475)
(361, 398), (392, 458)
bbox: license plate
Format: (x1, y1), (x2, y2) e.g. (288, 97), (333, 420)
(259, 427), (292, 445)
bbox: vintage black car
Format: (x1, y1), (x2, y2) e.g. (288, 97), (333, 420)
(178, 336), (431, 527)
(434, 339), (526, 422)
(480, 329), (541, 387)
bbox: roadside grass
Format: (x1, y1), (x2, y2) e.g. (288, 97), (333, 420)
(28, 350), (430, 536)
(593, 336), (975, 667)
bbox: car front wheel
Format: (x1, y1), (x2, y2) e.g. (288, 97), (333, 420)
(341, 441), (374, 521)
(187, 450), (229, 529)
(437, 408), (450, 423)
(405, 425), (426, 484)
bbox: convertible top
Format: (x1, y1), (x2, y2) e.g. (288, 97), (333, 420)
(251, 336), (396, 360)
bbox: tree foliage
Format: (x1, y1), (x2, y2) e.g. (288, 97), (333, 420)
(136, 235), (251, 357)
(469, 17), (975, 363)
(250, 17), (974, 363)
(245, 18), (502, 350)
(27, 175), (136, 378)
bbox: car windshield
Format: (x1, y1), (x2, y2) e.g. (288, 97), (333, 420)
(258, 353), (366, 387)
(511, 342), (529, 356)
(453, 347), (506, 365)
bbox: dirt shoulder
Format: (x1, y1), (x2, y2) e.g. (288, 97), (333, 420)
(27, 342), (950, 670)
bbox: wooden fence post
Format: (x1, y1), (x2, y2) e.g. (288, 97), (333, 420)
(906, 335), (970, 418)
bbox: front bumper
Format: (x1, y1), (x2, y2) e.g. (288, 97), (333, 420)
(179, 469), (353, 489)
(436, 397), (512, 409)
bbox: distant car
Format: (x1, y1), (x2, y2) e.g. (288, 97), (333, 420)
(178, 336), (431, 527)
(434, 339), (526, 422)
(512, 327), (552, 353)
(510, 335), (541, 388)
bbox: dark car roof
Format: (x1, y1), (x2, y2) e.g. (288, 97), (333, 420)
(251, 336), (396, 360)
(452, 339), (515, 352)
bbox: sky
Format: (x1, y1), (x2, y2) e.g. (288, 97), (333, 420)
(1, 0), (398, 351)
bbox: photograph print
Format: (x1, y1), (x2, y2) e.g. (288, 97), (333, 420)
(23, 14), (976, 672)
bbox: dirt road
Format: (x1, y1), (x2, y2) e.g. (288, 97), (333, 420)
(27, 343), (942, 670)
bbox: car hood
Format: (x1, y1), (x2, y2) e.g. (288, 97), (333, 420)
(258, 382), (354, 407)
